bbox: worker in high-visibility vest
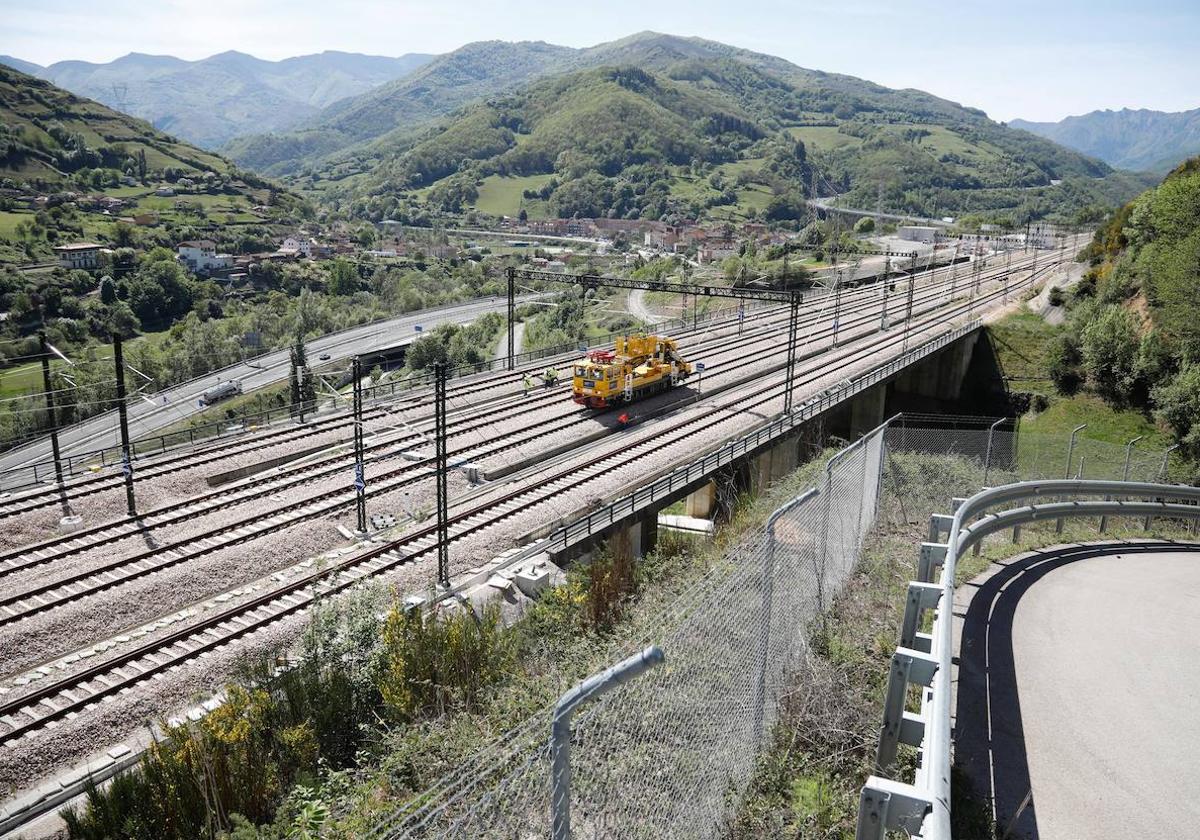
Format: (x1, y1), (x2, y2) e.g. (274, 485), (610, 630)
(542, 367), (558, 389)
(523, 374), (534, 397)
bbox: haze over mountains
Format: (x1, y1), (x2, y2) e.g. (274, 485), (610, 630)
(0, 50), (434, 148)
(1011, 108), (1200, 173)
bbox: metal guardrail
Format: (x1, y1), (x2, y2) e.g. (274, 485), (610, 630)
(857, 478), (1200, 839)
(504, 320), (982, 566)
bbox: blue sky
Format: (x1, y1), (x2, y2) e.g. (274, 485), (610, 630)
(3, 0), (1198, 122)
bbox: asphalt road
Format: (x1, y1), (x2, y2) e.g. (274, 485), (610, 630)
(954, 542), (1200, 839)
(0, 296), (524, 480)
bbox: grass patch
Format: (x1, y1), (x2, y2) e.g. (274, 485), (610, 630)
(1020, 392), (1168, 448)
(472, 174), (555, 217)
(988, 310), (1059, 392)
(785, 125), (863, 151)
(0, 361), (45, 399)
(0, 210), (34, 237)
(988, 310), (1170, 449)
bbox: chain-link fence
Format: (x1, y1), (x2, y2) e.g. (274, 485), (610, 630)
(367, 425), (889, 840)
(366, 415), (1191, 839)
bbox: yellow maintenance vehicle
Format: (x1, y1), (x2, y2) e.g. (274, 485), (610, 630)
(571, 334), (692, 408)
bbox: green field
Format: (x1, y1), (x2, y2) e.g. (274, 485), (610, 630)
(716, 157), (767, 178)
(0, 210), (33, 237)
(473, 174), (557, 217)
(785, 125), (863, 151)
(0, 361), (45, 399)
(134, 192), (249, 212)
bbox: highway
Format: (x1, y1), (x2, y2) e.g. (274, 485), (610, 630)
(0, 296), (521, 479)
(954, 542), (1200, 839)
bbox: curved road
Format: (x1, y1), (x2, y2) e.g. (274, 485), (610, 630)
(0, 296), (532, 481)
(627, 288), (668, 325)
(954, 541), (1200, 839)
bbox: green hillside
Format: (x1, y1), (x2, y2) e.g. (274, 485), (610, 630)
(0, 64), (232, 181)
(1042, 156), (1200, 459)
(291, 34), (1145, 225)
(224, 40), (576, 175)
(0, 64), (307, 262)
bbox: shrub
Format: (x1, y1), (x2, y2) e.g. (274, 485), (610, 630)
(379, 603), (512, 720)
(1047, 333), (1083, 395)
(1080, 305), (1139, 405)
(1047, 286), (1065, 307)
(62, 590), (385, 839)
(1153, 364), (1200, 458)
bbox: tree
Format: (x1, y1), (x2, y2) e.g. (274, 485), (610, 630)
(327, 259), (358, 296)
(518, 207), (528, 222)
(854, 216), (875, 234)
(288, 334), (316, 415)
(99, 275), (117, 305)
(107, 301), (141, 338)
(1080, 305), (1139, 405)
(1153, 364), (1200, 457)
(113, 222), (136, 248)
(1134, 328), (1176, 402)
(1047, 333), (1083, 395)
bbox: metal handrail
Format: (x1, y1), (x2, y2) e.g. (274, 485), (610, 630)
(857, 478), (1200, 839)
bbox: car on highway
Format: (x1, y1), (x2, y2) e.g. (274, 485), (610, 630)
(318, 353), (331, 361)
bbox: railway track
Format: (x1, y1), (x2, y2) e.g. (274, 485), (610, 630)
(0, 256), (1061, 745)
(0, 247), (1048, 525)
(0, 250), (1051, 629)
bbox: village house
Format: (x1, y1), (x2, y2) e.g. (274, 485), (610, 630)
(53, 242), (103, 270)
(644, 223), (682, 250)
(279, 235), (332, 259)
(177, 240), (233, 275)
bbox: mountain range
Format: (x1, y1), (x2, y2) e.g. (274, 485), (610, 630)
(0, 50), (433, 148)
(1011, 108), (1200, 173)
(1, 33), (1156, 225)
(220, 32), (1143, 224)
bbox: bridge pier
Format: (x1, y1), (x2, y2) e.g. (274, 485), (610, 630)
(850, 383), (887, 439)
(685, 481), (716, 518)
(886, 331), (996, 413)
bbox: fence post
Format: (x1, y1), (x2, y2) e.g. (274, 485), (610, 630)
(817, 462), (835, 617)
(1056, 424), (1086, 533)
(550, 646), (664, 840)
(1145, 444), (1181, 530)
(983, 416), (1005, 486)
(1101, 435), (1143, 533)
